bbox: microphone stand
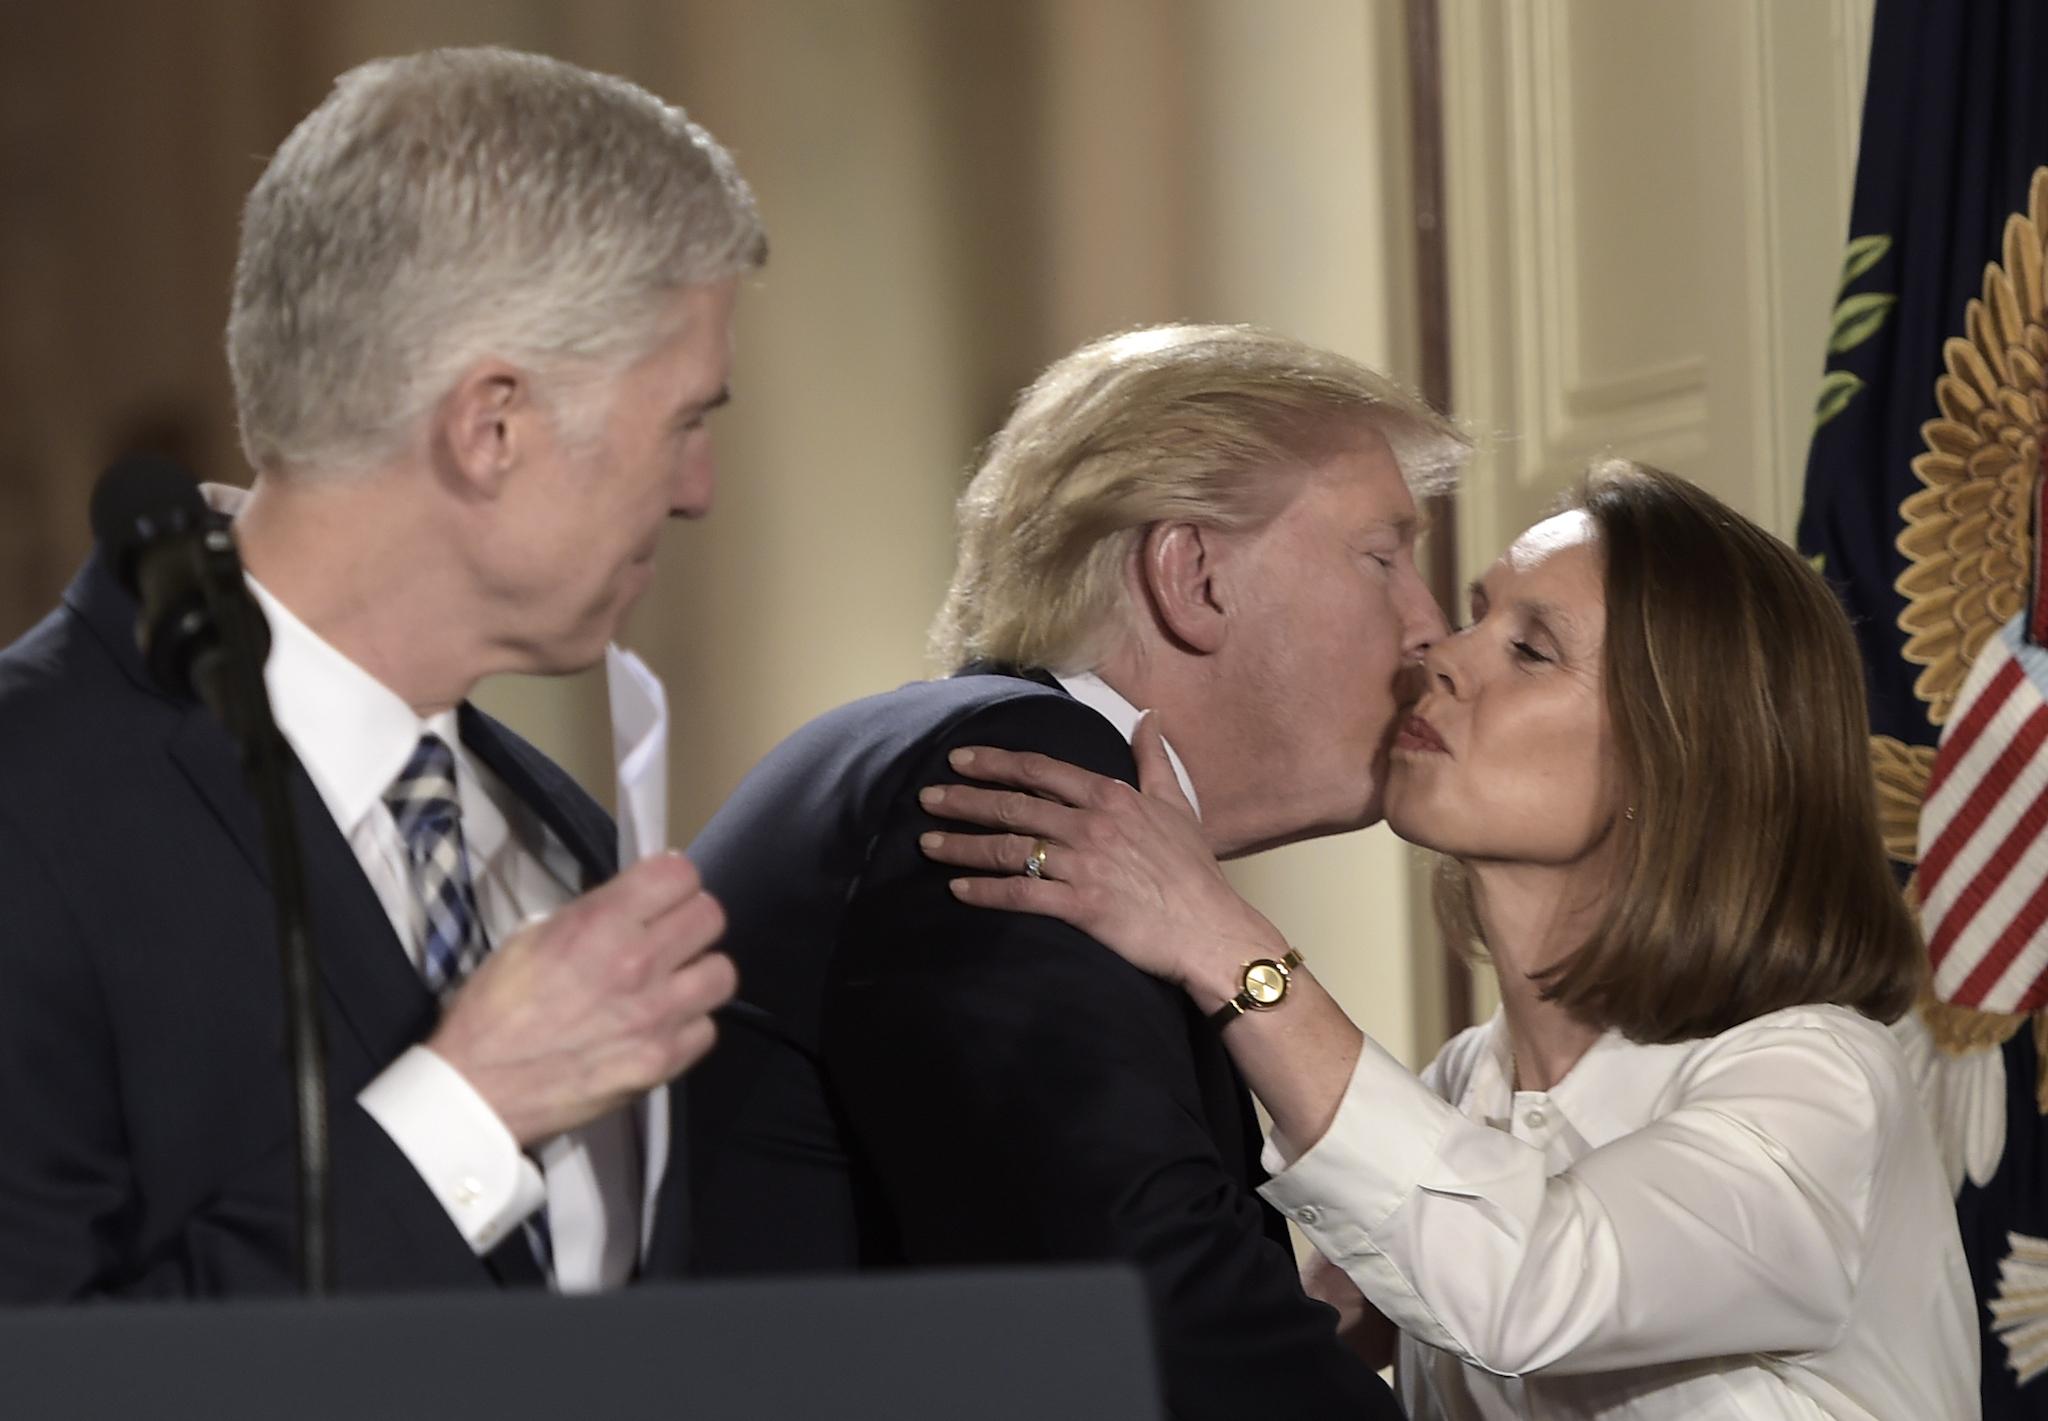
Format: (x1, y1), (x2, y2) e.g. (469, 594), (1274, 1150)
(180, 524), (333, 1296)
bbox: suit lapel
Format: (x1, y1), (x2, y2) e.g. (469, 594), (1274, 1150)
(458, 705), (615, 887)
(75, 545), (432, 1068)
(162, 676), (439, 1075)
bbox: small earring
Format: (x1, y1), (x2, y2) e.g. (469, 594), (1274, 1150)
(1624, 805), (1637, 822)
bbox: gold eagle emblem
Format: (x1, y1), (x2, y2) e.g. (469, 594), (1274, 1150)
(1882, 166), (2048, 1076)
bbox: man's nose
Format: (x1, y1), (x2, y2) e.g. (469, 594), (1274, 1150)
(1400, 568), (1450, 660)
(672, 452), (716, 520)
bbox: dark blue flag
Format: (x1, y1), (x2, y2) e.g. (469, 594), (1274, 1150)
(1797, 1), (2048, 1412)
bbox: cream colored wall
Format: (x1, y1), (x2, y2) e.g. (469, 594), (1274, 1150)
(1438, 0), (1874, 1017)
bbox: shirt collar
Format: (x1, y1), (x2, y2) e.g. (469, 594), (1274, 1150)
(1460, 1009), (1697, 1150)
(245, 573), (452, 838)
(1051, 670), (1201, 816)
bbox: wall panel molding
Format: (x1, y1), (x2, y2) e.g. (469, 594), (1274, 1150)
(1443, 0), (1714, 575)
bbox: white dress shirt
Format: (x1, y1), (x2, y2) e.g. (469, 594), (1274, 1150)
(1261, 1005), (1979, 1419)
(1052, 670), (1200, 814)
(246, 575), (655, 1292)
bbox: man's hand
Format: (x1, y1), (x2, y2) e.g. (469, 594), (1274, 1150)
(427, 851), (735, 1146)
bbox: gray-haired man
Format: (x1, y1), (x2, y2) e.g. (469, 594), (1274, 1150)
(0, 47), (754, 1297)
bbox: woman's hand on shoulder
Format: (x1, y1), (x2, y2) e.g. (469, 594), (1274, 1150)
(918, 711), (1283, 1005)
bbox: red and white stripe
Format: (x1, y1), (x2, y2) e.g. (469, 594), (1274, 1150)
(1920, 618), (2048, 1012)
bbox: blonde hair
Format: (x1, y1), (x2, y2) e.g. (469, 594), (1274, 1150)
(1437, 459), (1923, 1040)
(227, 46), (767, 475)
(930, 324), (1470, 672)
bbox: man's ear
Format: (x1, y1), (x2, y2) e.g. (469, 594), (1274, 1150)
(432, 359), (530, 500)
(1139, 521), (1229, 655)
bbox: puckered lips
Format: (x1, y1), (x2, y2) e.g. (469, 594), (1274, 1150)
(1393, 711), (1450, 755)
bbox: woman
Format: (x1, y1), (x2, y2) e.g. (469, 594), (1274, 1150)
(918, 461), (1978, 1418)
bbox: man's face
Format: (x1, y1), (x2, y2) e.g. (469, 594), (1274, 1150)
(488, 278), (737, 672)
(1216, 432), (1445, 849)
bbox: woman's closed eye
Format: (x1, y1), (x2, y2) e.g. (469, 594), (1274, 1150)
(1510, 638), (1552, 666)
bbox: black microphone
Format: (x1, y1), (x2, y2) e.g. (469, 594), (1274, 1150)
(89, 456), (271, 725)
(87, 455), (332, 1296)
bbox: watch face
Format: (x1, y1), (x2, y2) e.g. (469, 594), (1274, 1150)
(1244, 959), (1288, 1007)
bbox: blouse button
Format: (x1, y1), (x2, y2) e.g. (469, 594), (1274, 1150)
(1523, 1106), (1547, 1130)
(1295, 1205), (1322, 1227)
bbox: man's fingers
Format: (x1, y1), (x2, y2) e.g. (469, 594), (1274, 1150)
(625, 953), (736, 1084)
(640, 884), (728, 974)
(669, 1016), (721, 1076)
(590, 997), (728, 1103)
(656, 947), (739, 1022)
(432, 857), (734, 1142)
(584, 850), (707, 929)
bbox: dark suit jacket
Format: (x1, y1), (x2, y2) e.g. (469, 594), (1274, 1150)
(687, 668), (1399, 1420)
(0, 553), (689, 1298)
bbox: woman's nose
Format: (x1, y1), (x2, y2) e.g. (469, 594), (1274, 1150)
(1421, 635), (1466, 697)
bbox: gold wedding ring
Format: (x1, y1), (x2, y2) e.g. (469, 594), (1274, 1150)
(1023, 838), (1051, 880)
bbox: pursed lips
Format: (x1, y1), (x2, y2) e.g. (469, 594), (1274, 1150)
(1394, 711), (1451, 754)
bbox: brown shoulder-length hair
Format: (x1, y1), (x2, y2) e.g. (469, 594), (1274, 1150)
(1438, 459), (1923, 1042)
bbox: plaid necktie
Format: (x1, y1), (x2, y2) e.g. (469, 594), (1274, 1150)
(384, 734), (489, 996)
(384, 732), (554, 1273)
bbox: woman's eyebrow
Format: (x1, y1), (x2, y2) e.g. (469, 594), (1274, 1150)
(1515, 598), (1582, 643)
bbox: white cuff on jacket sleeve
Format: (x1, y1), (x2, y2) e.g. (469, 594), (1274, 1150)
(1259, 1033), (1460, 1251)
(358, 1045), (547, 1255)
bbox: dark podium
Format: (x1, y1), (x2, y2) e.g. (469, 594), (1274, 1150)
(0, 1266), (1163, 1419)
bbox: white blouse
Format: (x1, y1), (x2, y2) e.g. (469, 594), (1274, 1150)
(1259, 1005), (1979, 1419)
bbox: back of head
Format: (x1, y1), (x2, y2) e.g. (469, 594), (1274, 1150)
(931, 323), (1470, 672)
(1534, 459), (1923, 1039)
(227, 46), (767, 476)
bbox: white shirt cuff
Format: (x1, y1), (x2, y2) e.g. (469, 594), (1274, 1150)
(358, 1045), (547, 1255)
(1257, 1035), (1473, 1353)
(1259, 1033), (1459, 1254)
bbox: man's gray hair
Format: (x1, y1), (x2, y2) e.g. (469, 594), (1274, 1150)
(227, 46), (767, 475)
(931, 324), (1471, 673)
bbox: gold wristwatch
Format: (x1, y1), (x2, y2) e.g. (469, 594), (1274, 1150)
(1208, 948), (1305, 1030)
